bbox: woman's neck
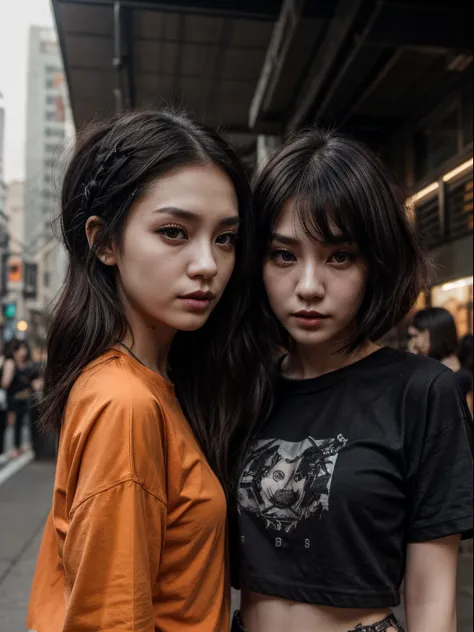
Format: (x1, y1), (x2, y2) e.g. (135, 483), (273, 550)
(119, 311), (176, 378)
(284, 340), (380, 380)
(441, 354), (461, 372)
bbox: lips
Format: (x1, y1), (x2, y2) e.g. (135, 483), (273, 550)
(178, 290), (216, 312)
(292, 310), (328, 329)
(181, 291), (216, 300)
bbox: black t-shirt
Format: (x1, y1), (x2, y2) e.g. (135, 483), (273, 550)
(235, 348), (473, 608)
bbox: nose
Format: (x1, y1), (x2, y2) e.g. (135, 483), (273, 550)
(187, 241), (219, 280)
(296, 263), (325, 301)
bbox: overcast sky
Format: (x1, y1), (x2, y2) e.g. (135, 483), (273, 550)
(0, 0), (54, 182)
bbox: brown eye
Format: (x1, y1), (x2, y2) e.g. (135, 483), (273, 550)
(270, 249), (295, 264)
(216, 232), (237, 247)
(158, 226), (187, 240)
(329, 251), (355, 266)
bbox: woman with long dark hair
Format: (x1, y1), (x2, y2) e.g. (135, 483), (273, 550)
(1, 339), (31, 458)
(409, 307), (473, 414)
(232, 129), (473, 632)
(27, 108), (271, 632)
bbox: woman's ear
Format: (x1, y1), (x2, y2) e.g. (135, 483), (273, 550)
(85, 216), (117, 266)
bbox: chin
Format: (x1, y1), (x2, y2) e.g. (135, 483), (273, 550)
(172, 313), (212, 332)
(287, 326), (335, 347)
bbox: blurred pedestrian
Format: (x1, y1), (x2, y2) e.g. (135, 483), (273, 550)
(231, 129), (473, 632)
(409, 307), (473, 413)
(0, 339), (32, 458)
(459, 333), (473, 373)
(0, 346), (7, 464)
(28, 109), (270, 632)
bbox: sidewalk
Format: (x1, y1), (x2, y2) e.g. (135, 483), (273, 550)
(0, 461), (55, 631)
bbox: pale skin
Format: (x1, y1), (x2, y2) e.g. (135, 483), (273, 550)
(240, 199), (460, 632)
(85, 162), (240, 377)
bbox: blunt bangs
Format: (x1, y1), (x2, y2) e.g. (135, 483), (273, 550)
(253, 127), (429, 350)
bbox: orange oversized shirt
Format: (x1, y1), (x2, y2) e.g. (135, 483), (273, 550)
(27, 349), (230, 631)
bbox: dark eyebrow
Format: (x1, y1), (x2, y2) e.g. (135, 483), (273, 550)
(271, 233), (299, 246)
(271, 232), (355, 247)
(155, 206), (240, 227)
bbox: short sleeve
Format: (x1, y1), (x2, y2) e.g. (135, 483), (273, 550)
(61, 481), (166, 631)
(407, 369), (473, 543)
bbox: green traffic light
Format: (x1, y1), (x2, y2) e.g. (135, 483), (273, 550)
(3, 303), (16, 319)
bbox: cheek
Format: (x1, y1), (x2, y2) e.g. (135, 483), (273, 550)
(335, 269), (366, 314)
(263, 264), (289, 311)
(217, 251), (236, 285)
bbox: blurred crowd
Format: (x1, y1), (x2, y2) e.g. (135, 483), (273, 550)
(0, 340), (48, 463)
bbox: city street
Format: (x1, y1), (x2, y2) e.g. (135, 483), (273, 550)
(0, 458), (472, 632)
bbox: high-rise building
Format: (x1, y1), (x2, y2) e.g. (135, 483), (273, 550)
(0, 93), (6, 239)
(6, 181), (25, 255)
(24, 26), (73, 316)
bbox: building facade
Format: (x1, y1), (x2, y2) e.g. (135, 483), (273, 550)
(24, 26), (73, 328)
(0, 95), (7, 248)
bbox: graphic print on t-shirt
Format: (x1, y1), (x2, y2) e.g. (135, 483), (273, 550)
(238, 435), (347, 533)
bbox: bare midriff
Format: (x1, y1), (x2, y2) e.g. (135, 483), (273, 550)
(241, 591), (395, 632)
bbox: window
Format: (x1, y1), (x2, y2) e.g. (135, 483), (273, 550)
(46, 78), (54, 90)
(45, 127), (64, 138)
(45, 111), (56, 121)
(45, 143), (60, 154)
(46, 65), (61, 75)
(46, 95), (55, 106)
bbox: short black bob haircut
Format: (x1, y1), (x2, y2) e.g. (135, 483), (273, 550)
(252, 127), (429, 352)
(412, 307), (459, 361)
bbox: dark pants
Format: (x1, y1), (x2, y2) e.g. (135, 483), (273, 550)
(0, 410), (7, 454)
(231, 611), (405, 632)
(8, 400), (28, 450)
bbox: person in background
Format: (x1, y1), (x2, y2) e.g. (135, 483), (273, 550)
(459, 333), (473, 374)
(0, 346), (7, 464)
(1, 339), (32, 458)
(409, 307), (473, 414)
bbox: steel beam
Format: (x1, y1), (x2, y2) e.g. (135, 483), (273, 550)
(339, 48), (402, 126)
(314, 2), (384, 122)
(248, 0), (305, 129)
(286, 0), (367, 132)
(361, 1), (473, 54)
(57, 0), (281, 21)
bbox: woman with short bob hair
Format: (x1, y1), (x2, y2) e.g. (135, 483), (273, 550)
(409, 307), (473, 413)
(232, 128), (473, 632)
(27, 108), (272, 632)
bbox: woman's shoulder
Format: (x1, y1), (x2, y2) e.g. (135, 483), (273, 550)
(69, 349), (165, 411)
(63, 350), (169, 461)
(60, 350), (169, 508)
(377, 347), (454, 386)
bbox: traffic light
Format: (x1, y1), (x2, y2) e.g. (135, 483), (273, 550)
(7, 256), (22, 283)
(3, 302), (17, 320)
